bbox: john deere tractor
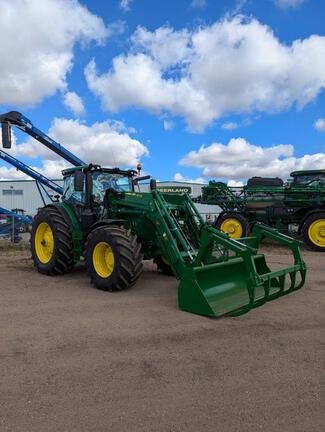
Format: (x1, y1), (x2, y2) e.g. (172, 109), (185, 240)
(198, 171), (325, 251)
(28, 163), (306, 317)
(0, 111), (307, 317)
(31, 165), (145, 290)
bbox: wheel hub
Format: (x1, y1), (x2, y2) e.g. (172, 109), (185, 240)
(93, 241), (115, 278)
(35, 222), (54, 264)
(220, 218), (243, 239)
(308, 219), (325, 247)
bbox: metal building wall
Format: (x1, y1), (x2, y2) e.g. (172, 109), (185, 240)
(139, 181), (221, 221)
(0, 179), (221, 219)
(0, 179), (63, 216)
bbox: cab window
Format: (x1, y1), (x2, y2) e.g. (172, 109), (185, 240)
(92, 172), (132, 203)
(63, 174), (83, 202)
(294, 174), (325, 186)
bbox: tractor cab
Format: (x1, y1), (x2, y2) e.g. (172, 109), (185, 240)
(61, 164), (152, 230)
(290, 169), (325, 187)
(61, 164), (138, 205)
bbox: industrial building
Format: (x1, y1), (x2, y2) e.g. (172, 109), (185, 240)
(0, 178), (220, 220)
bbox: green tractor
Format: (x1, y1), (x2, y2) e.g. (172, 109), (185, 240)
(0, 111), (307, 317)
(198, 170), (325, 251)
(30, 164), (306, 317)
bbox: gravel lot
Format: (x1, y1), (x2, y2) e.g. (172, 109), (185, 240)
(0, 242), (324, 432)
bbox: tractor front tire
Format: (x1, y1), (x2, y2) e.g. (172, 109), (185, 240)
(215, 212), (249, 239)
(301, 213), (325, 252)
(154, 255), (173, 276)
(85, 225), (143, 291)
(31, 207), (74, 275)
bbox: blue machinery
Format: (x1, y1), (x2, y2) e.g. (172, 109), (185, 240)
(0, 149), (64, 197)
(0, 110), (86, 196)
(0, 206), (32, 242)
(0, 111), (86, 241)
(0, 111), (85, 166)
(0, 110), (89, 200)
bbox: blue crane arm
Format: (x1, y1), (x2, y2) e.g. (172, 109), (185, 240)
(0, 149), (63, 195)
(0, 111), (85, 167)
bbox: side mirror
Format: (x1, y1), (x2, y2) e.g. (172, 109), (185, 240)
(2, 122), (12, 148)
(133, 175), (151, 184)
(74, 171), (84, 192)
(150, 179), (157, 190)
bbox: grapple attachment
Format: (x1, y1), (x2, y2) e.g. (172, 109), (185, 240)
(178, 224), (306, 317)
(106, 189), (306, 318)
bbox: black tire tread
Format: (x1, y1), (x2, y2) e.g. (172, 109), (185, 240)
(301, 212), (325, 252)
(31, 206), (74, 275)
(85, 225), (143, 291)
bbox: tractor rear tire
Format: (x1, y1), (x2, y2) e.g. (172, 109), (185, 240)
(301, 213), (325, 252)
(85, 225), (143, 291)
(154, 255), (174, 276)
(31, 207), (74, 275)
(215, 212), (249, 239)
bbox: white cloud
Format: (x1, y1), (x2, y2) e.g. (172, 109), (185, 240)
(314, 118), (325, 132)
(227, 179), (244, 186)
(120, 0), (132, 12)
(221, 121), (239, 130)
(191, 0), (207, 8)
(0, 0), (111, 106)
(180, 137), (325, 179)
(131, 26), (191, 68)
(163, 120), (175, 131)
(0, 166), (29, 181)
(85, 16), (325, 131)
(174, 172), (206, 183)
(63, 91), (85, 116)
(4, 118), (149, 179)
(274, 0), (304, 8)
(107, 119), (137, 134)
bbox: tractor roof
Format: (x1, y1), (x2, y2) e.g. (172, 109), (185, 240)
(62, 164), (137, 177)
(290, 169), (325, 177)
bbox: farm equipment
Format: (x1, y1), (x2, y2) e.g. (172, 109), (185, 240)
(0, 111), (307, 317)
(0, 206), (32, 242)
(198, 173), (325, 251)
(0, 149), (63, 200)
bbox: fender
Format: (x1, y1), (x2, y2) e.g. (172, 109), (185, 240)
(39, 203), (83, 262)
(89, 219), (126, 233)
(41, 203), (73, 229)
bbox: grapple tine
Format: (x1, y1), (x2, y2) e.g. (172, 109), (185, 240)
(295, 268), (307, 290)
(289, 271), (296, 291)
(253, 278), (271, 308)
(279, 274), (286, 293)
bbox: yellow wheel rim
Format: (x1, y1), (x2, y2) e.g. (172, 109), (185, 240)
(35, 222), (54, 264)
(220, 218), (243, 239)
(93, 242), (115, 278)
(308, 219), (325, 248)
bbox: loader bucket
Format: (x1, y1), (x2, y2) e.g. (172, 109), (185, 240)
(178, 258), (253, 317)
(178, 224), (306, 318)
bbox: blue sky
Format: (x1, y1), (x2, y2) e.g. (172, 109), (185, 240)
(0, 0), (325, 184)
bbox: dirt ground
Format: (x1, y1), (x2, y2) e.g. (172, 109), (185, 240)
(0, 241), (324, 432)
